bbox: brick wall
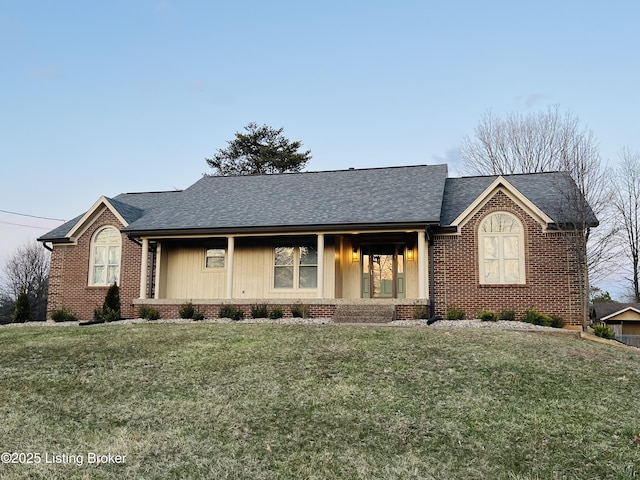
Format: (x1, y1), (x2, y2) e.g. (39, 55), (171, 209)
(47, 208), (141, 321)
(433, 190), (584, 326)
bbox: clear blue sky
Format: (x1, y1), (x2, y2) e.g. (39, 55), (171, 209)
(1, 0), (638, 293)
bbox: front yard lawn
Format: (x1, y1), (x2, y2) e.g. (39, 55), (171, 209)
(0, 323), (639, 479)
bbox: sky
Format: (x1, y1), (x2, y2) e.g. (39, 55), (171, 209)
(1, 0), (639, 295)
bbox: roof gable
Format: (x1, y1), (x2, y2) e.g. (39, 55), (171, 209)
(601, 306), (640, 322)
(447, 175), (553, 229)
(440, 171), (598, 229)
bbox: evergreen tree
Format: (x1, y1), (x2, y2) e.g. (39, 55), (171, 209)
(102, 282), (121, 321)
(13, 287), (31, 323)
(206, 123), (311, 176)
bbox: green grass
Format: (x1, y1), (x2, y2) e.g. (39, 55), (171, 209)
(0, 324), (639, 479)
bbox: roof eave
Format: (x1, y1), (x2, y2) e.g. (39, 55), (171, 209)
(123, 221), (442, 238)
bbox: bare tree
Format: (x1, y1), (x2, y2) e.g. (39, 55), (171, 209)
(0, 242), (50, 321)
(461, 105), (614, 329)
(611, 148), (640, 302)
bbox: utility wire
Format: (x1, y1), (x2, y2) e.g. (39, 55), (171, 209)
(0, 220), (54, 230)
(0, 209), (65, 222)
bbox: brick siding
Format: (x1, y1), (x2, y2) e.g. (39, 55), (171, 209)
(47, 208), (141, 321)
(432, 190), (584, 326)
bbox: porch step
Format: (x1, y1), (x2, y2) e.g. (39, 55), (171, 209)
(333, 304), (396, 324)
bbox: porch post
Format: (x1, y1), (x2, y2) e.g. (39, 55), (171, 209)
(317, 233), (324, 298)
(154, 242), (162, 299)
(226, 236), (235, 299)
(140, 238), (149, 299)
(418, 230), (427, 299)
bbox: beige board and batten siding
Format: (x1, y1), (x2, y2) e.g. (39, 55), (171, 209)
(160, 241), (336, 300)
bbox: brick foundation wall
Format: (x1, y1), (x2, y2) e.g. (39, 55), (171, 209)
(433, 190), (584, 326)
(47, 208), (141, 321)
(133, 301), (337, 320)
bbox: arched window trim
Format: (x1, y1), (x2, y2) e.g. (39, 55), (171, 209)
(478, 211), (526, 285)
(88, 225), (122, 286)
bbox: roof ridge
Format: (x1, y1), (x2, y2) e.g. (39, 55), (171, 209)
(201, 163), (446, 179)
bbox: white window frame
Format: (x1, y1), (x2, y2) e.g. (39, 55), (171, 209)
(89, 226), (121, 286)
(204, 248), (225, 269)
(478, 212), (525, 285)
(273, 245), (318, 290)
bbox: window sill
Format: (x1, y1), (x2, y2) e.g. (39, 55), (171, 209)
(478, 283), (528, 288)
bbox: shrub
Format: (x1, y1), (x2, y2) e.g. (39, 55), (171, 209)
(100, 282), (121, 321)
(413, 305), (430, 319)
(550, 315), (565, 329)
(179, 302), (196, 319)
(445, 307), (465, 320)
(269, 307), (284, 319)
(290, 303), (310, 318)
(51, 308), (78, 322)
(250, 304), (269, 319)
(192, 311), (205, 321)
(479, 309), (497, 322)
(593, 324), (615, 339)
(219, 304), (244, 321)
(522, 309), (552, 327)
(499, 310), (516, 321)
(138, 305), (160, 320)
(13, 288), (31, 323)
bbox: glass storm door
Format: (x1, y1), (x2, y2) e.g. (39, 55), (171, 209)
(361, 245), (405, 298)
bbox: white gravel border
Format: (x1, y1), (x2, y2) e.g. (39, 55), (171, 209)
(2, 317), (562, 331)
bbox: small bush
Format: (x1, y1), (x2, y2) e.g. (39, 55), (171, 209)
(269, 307), (284, 319)
(499, 310), (516, 321)
(179, 302), (196, 319)
(192, 311), (205, 321)
(479, 309), (497, 322)
(445, 307), (465, 320)
(413, 305), (430, 319)
(219, 304), (244, 321)
(522, 309), (551, 326)
(51, 308), (78, 322)
(593, 324), (615, 339)
(290, 303), (310, 318)
(102, 283), (121, 321)
(138, 305), (160, 320)
(13, 288), (31, 323)
(250, 304), (269, 319)
(550, 315), (565, 329)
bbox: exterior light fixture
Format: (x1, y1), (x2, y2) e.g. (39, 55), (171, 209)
(352, 247), (359, 262)
(406, 246), (414, 260)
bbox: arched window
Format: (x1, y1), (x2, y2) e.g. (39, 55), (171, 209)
(89, 226), (121, 286)
(479, 212), (525, 284)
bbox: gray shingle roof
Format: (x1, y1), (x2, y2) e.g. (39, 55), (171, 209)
(440, 171), (598, 227)
(122, 164), (449, 233)
(39, 165), (598, 242)
(591, 302), (640, 321)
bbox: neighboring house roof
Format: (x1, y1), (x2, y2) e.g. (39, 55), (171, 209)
(592, 302), (640, 321)
(440, 171), (598, 228)
(39, 164), (598, 241)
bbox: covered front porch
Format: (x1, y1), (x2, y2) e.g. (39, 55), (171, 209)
(135, 229), (433, 307)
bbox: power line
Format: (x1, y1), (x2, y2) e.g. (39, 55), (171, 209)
(0, 209), (65, 222)
(0, 220), (54, 230)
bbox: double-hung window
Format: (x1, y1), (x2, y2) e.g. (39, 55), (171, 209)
(274, 245), (317, 289)
(205, 248), (225, 269)
(479, 212), (525, 284)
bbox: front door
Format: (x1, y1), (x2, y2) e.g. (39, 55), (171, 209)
(361, 245), (405, 298)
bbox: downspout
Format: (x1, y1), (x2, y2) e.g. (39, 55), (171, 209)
(42, 242), (53, 252)
(127, 234), (142, 247)
(426, 226), (436, 319)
